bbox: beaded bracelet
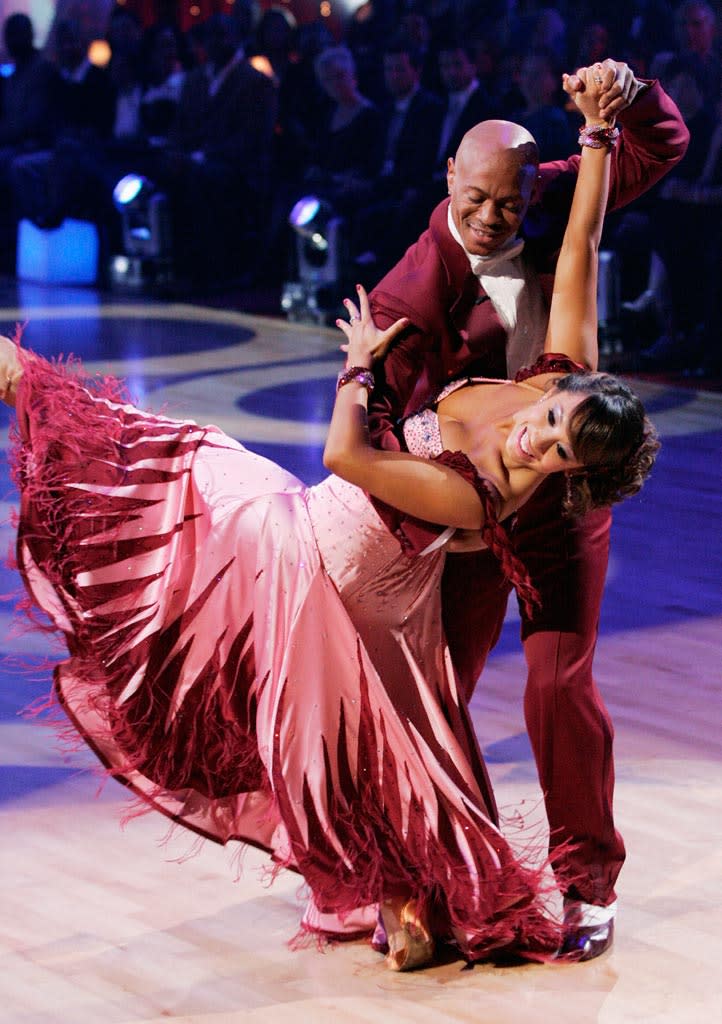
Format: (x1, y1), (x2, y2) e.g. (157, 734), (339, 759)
(578, 123), (620, 149)
(337, 365), (375, 392)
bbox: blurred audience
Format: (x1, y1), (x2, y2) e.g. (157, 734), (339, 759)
(0, 0), (717, 374)
(627, 54), (720, 372)
(0, 12), (59, 267)
(10, 16), (114, 230)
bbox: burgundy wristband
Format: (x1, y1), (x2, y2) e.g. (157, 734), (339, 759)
(337, 366), (375, 392)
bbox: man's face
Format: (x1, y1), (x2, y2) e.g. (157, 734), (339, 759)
(439, 48), (476, 93)
(447, 146), (536, 256)
(384, 52), (418, 100)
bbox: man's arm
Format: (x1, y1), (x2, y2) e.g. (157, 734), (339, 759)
(540, 71), (689, 214)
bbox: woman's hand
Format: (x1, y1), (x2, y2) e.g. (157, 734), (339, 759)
(565, 59), (645, 122)
(563, 63), (614, 126)
(336, 284), (409, 368)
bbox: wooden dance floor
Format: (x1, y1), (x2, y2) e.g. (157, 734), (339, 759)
(1, 283), (720, 1023)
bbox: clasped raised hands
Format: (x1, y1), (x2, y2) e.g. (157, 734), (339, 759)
(563, 58), (644, 123)
(336, 284), (408, 368)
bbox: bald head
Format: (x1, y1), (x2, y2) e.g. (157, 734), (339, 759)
(457, 120), (539, 170)
(447, 120), (539, 257)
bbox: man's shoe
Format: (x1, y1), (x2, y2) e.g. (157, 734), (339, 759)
(558, 898), (616, 962)
(559, 918), (614, 961)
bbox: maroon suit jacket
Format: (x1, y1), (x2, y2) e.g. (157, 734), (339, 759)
(367, 81), (689, 451)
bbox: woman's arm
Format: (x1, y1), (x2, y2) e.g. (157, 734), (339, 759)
(543, 68), (613, 370)
(324, 287), (487, 530)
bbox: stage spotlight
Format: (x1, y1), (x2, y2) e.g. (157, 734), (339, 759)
(283, 196), (345, 322)
(289, 195), (332, 253)
(111, 174), (173, 289)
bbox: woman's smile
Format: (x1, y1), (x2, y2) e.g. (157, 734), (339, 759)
(505, 391), (586, 475)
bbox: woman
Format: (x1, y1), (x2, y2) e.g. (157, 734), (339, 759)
(0, 73), (656, 971)
(303, 45), (384, 207)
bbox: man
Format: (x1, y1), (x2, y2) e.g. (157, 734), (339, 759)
(660, 0), (721, 102)
(378, 39), (444, 193)
(164, 9), (277, 282)
(353, 37), (443, 274)
(366, 60), (689, 960)
(435, 40), (490, 171)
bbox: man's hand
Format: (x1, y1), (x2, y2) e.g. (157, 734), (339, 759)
(564, 59), (646, 121)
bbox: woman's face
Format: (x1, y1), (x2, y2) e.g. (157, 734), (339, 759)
(317, 61), (356, 103)
(504, 390), (586, 475)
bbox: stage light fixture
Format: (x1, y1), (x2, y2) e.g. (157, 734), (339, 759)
(111, 174), (173, 289)
(283, 196), (345, 322)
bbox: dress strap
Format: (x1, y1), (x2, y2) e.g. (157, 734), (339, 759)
(431, 450), (541, 617)
(514, 352), (586, 382)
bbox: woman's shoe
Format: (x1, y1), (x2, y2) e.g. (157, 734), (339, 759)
(382, 899), (435, 972)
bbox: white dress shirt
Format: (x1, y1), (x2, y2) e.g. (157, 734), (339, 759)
(447, 206), (548, 377)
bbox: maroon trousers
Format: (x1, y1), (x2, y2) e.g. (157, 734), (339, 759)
(441, 475), (624, 907)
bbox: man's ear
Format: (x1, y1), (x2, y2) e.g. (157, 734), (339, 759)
(446, 157), (455, 195)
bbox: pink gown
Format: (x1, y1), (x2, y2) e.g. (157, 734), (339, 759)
(10, 352), (561, 961)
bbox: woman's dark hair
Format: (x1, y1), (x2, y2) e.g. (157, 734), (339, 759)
(553, 372), (660, 516)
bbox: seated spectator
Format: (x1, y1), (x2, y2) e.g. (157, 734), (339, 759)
(528, 6), (568, 62)
(10, 16), (114, 229)
(626, 56), (719, 370)
(376, 38), (444, 196)
(161, 9), (277, 283)
(572, 22), (611, 71)
(273, 19), (333, 186)
(345, 0), (397, 104)
(490, 46), (526, 119)
(303, 45), (384, 213)
(251, 5), (296, 89)
(434, 39), (490, 173)
(105, 7), (145, 157)
(651, 0), (721, 104)
(44, 0), (115, 61)
(140, 25), (186, 147)
(398, 4), (443, 95)
(513, 49), (576, 162)
(0, 12), (59, 267)
(605, 1), (676, 76)
(352, 36), (443, 275)
(664, 103), (722, 374)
